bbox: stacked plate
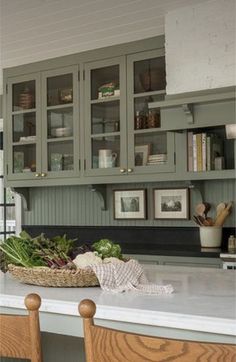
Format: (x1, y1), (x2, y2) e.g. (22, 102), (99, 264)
(147, 153), (167, 165)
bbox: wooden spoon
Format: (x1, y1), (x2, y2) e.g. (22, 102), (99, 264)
(203, 202), (211, 218)
(216, 202), (226, 218)
(195, 203), (206, 217)
(193, 215), (202, 226)
(205, 217), (214, 226)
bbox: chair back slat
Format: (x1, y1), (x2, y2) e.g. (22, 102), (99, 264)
(0, 293), (43, 362)
(0, 315), (31, 359)
(79, 299), (236, 362)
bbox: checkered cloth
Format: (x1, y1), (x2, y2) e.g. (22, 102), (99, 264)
(91, 259), (174, 294)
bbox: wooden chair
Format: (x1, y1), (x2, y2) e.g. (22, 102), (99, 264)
(79, 299), (236, 362)
(0, 293), (43, 362)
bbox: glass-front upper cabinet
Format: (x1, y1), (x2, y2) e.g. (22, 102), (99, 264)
(7, 73), (40, 180)
(7, 67), (79, 182)
(41, 66), (79, 178)
(127, 50), (175, 174)
(84, 57), (127, 176)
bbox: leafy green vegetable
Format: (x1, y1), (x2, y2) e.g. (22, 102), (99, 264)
(0, 232), (77, 272)
(0, 235), (45, 269)
(92, 239), (122, 259)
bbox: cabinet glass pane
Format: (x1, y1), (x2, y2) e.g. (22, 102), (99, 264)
(91, 136), (120, 169)
(47, 74), (73, 106)
(91, 65), (119, 100)
(0, 179), (3, 203)
(12, 112), (36, 142)
(134, 95), (164, 130)
(12, 80), (35, 111)
(47, 107), (73, 138)
(6, 206), (15, 222)
(91, 101), (120, 135)
(6, 188), (15, 204)
(134, 57), (166, 94)
(134, 131), (167, 167)
(48, 141), (73, 171)
(13, 144), (36, 173)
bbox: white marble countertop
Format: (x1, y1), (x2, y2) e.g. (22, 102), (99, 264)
(1, 265), (236, 339)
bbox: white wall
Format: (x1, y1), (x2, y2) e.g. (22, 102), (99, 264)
(0, 0), (206, 76)
(165, 0), (236, 94)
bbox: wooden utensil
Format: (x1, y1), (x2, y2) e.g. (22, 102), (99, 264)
(205, 217), (214, 226)
(216, 202), (226, 218)
(195, 203), (206, 217)
(193, 215), (202, 226)
(203, 202), (211, 218)
(214, 202), (233, 226)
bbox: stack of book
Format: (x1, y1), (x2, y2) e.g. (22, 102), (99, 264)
(147, 154), (167, 165)
(187, 132), (223, 172)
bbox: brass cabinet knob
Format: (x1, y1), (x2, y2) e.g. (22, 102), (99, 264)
(35, 173), (40, 178)
(127, 168), (133, 173)
(41, 173), (47, 177)
(120, 168), (126, 173)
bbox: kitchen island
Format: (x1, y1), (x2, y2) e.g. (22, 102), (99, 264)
(0, 265), (236, 361)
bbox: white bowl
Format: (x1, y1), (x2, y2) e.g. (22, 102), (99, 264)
(51, 127), (72, 137)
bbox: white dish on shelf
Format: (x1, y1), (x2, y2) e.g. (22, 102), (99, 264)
(51, 127), (72, 137)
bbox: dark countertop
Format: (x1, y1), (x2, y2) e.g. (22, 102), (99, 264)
(121, 243), (224, 258)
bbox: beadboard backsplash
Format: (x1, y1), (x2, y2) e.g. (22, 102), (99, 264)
(23, 179), (235, 227)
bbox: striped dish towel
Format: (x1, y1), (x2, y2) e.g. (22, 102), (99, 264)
(91, 259), (174, 295)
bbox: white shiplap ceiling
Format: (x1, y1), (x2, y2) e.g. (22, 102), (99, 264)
(1, 0), (209, 69)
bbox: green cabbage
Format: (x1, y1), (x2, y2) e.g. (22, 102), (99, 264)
(92, 239), (122, 259)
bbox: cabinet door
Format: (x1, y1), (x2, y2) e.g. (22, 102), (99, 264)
(41, 66), (79, 179)
(127, 50), (175, 175)
(7, 73), (41, 181)
(84, 57), (127, 177)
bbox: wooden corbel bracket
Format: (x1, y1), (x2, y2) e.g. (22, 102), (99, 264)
(182, 103), (194, 124)
(89, 184), (107, 211)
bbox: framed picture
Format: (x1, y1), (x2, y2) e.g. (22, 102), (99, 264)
(154, 188), (189, 219)
(134, 144), (150, 166)
(113, 189), (146, 219)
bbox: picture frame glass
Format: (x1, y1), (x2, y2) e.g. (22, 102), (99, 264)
(154, 188), (189, 219)
(114, 189), (146, 219)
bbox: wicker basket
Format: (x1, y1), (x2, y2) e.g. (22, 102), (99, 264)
(8, 264), (99, 287)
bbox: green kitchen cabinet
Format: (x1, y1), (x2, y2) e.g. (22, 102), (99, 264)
(83, 50), (174, 179)
(3, 36), (235, 188)
(5, 66), (80, 185)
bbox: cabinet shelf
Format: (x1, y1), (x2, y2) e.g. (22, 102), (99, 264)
(12, 141), (36, 146)
(12, 108), (36, 115)
(90, 96), (120, 104)
(187, 169), (235, 180)
(148, 87), (235, 110)
(91, 132), (120, 138)
(46, 103), (73, 111)
(133, 127), (162, 135)
(47, 136), (74, 143)
(133, 89), (165, 99)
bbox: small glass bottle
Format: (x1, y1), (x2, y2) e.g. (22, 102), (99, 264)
(228, 235), (235, 253)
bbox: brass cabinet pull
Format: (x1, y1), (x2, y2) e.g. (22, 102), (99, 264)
(120, 168), (126, 173)
(35, 173), (40, 178)
(41, 173), (47, 177)
(127, 168), (133, 173)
